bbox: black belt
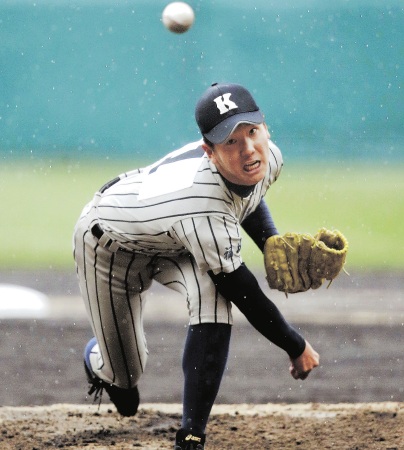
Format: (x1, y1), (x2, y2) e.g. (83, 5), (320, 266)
(91, 224), (129, 253)
(91, 223), (105, 240)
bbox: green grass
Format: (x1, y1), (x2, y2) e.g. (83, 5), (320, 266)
(0, 159), (132, 270)
(1, 159), (403, 270)
(243, 162), (404, 271)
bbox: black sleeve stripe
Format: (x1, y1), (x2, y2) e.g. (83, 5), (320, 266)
(222, 216), (237, 271)
(192, 218), (209, 266)
(207, 216), (223, 273)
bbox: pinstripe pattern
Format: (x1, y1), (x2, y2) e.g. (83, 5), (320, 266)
(73, 207), (233, 387)
(94, 139), (282, 274)
(73, 138), (282, 388)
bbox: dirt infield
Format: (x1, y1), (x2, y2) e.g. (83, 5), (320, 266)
(0, 270), (403, 448)
(0, 402), (402, 449)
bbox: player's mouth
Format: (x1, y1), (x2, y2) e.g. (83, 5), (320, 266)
(243, 160), (260, 172)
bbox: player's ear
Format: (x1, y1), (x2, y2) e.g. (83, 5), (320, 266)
(202, 142), (214, 159)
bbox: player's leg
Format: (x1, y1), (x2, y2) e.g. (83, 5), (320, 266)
(75, 233), (153, 387)
(153, 255), (232, 447)
(73, 215), (153, 415)
(180, 322), (231, 431)
(152, 254), (232, 325)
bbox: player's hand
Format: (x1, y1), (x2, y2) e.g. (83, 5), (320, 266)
(289, 340), (319, 380)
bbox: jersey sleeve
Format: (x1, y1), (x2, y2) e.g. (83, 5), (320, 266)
(171, 215), (243, 275)
(241, 199), (278, 251)
(268, 139), (283, 183)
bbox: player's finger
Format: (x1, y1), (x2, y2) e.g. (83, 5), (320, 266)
(289, 365), (299, 380)
(290, 364), (311, 380)
(298, 370), (310, 380)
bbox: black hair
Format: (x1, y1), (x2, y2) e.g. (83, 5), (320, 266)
(202, 136), (214, 148)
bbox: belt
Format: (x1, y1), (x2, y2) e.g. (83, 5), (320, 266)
(91, 224), (128, 253)
(91, 223), (104, 240)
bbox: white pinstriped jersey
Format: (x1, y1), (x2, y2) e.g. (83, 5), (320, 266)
(92, 139), (283, 275)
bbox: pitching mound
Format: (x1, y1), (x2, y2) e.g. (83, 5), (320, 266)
(0, 402), (402, 449)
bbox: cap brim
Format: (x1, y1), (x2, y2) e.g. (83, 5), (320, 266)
(203, 110), (264, 144)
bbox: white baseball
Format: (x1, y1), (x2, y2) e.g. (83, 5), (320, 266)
(162, 2), (195, 34)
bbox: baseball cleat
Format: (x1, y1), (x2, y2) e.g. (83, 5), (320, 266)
(84, 337), (139, 417)
(174, 428), (206, 450)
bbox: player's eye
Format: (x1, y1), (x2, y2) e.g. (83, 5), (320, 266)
(225, 138), (236, 145)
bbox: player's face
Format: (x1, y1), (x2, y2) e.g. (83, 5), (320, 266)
(203, 122), (271, 186)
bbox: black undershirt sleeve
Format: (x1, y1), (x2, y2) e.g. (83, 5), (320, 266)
(208, 264), (306, 359)
(241, 199), (279, 252)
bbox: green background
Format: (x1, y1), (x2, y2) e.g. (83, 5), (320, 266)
(1, 160), (402, 271)
(1, 0), (403, 160)
(0, 0), (403, 271)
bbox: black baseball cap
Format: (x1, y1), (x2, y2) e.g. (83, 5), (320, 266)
(195, 82), (264, 144)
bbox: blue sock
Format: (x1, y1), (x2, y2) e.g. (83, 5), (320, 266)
(181, 323), (231, 434)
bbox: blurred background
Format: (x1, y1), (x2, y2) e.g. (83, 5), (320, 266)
(0, 0), (403, 406)
(1, 0), (402, 160)
(1, 0), (403, 270)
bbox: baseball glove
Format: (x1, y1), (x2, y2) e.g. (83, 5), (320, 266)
(263, 232), (315, 294)
(309, 228), (349, 289)
(264, 229), (348, 295)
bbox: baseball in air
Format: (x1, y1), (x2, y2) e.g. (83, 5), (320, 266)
(162, 2), (195, 34)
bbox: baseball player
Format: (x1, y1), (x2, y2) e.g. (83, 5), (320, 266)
(73, 82), (320, 450)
